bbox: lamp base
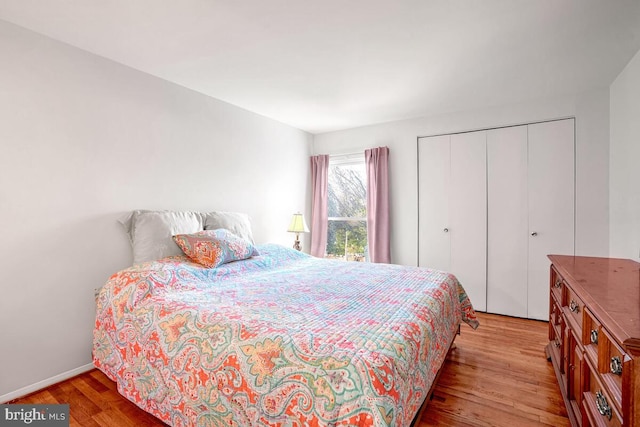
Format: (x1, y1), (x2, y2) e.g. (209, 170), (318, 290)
(293, 233), (301, 251)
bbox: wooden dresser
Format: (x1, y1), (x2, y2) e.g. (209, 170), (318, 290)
(547, 255), (640, 427)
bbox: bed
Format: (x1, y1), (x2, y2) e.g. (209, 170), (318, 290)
(93, 211), (478, 426)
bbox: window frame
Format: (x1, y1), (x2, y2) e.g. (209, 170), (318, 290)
(326, 153), (368, 261)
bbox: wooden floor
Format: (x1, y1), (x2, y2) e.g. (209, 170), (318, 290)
(11, 312), (569, 426)
(421, 312), (569, 427)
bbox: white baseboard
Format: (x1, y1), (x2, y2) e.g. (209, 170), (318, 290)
(0, 363), (95, 403)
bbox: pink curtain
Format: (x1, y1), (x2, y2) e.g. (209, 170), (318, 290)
(365, 147), (390, 263)
(310, 155), (329, 257)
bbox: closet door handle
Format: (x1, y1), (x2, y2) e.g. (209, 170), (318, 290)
(443, 228), (449, 233)
(531, 232), (538, 237)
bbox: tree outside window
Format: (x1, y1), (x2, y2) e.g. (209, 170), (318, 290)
(327, 158), (368, 261)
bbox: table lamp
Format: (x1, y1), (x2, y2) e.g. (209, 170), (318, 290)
(287, 213), (309, 251)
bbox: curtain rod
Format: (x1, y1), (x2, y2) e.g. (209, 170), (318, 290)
(311, 151), (363, 159)
(328, 150), (364, 158)
(318, 146), (387, 158)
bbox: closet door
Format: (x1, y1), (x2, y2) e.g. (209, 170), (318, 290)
(486, 125), (528, 317)
(450, 132), (487, 312)
(417, 135), (451, 272)
(528, 119), (575, 320)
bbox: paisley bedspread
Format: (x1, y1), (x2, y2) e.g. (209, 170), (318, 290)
(93, 244), (478, 427)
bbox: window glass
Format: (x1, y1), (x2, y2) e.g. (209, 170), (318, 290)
(327, 160), (367, 261)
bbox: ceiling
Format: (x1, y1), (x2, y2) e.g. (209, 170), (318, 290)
(1, 1), (640, 134)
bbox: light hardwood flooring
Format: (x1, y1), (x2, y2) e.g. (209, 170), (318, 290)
(11, 312), (569, 426)
(421, 312), (569, 426)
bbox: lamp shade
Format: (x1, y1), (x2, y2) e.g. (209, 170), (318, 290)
(287, 213), (309, 233)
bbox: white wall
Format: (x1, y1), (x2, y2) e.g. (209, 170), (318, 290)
(610, 48), (640, 262)
(0, 20), (312, 401)
(313, 90), (610, 267)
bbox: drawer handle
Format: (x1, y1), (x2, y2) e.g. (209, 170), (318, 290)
(554, 279), (562, 288)
(595, 391), (612, 420)
(590, 329), (598, 344)
(569, 300), (580, 313)
(610, 356), (623, 376)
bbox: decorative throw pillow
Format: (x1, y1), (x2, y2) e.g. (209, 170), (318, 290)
(172, 229), (258, 268)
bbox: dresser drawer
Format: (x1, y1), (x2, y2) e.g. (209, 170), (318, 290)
(563, 286), (584, 333)
(583, 359), (623, 427)
(548, 318), (564, 376)
(582, 308), (600, 367)
(597, 329), (628, 414)
(550, 320), (562, 351)
(550, 266), (564, 302)
(550, 292), (562, 327)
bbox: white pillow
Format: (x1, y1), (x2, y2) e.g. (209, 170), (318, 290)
(121, 210), (203, 265)
(201, 211), (255, 243)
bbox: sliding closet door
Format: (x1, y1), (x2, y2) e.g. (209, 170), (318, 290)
(450, 132), (487, 312)
(528, 119), (575, 320)
(487, 125), (528, 317)
(417, 135), (451, 272)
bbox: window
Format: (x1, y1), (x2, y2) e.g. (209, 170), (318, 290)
(326, 156), (368, 261)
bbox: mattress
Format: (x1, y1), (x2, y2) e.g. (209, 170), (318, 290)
(93, 244), (478, 426)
